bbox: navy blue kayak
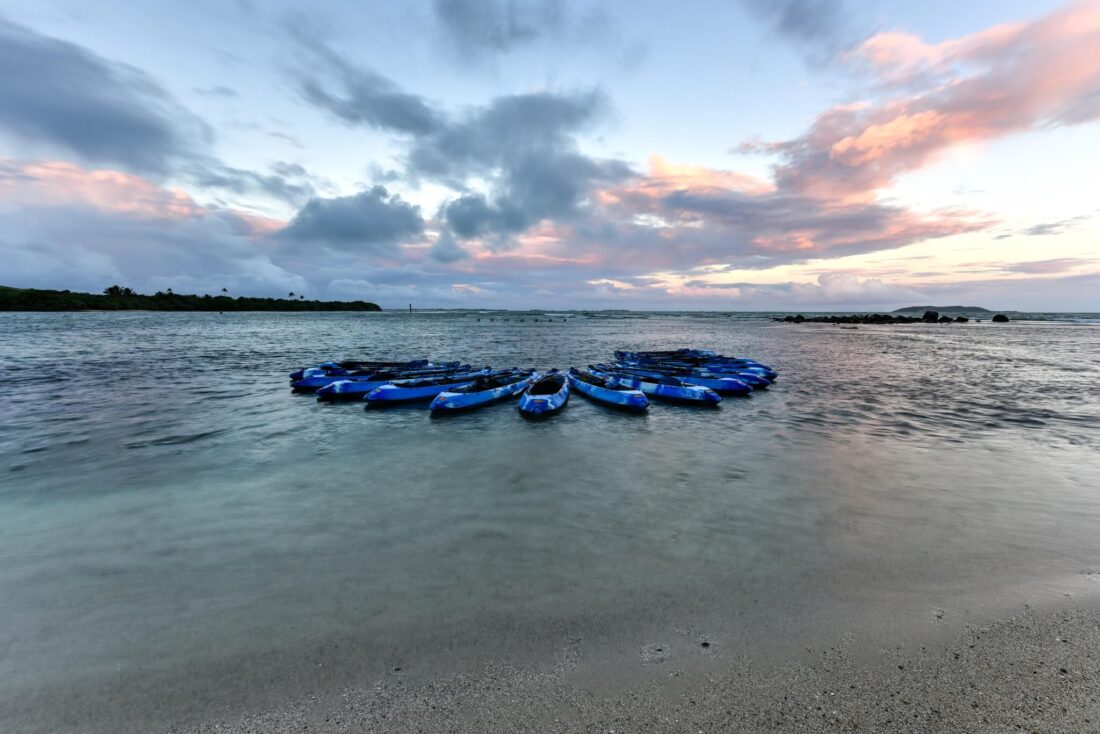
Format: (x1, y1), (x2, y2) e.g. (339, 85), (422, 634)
(612, 364), (753, 396)
(315, 366), (475, 400)
(290, 359), (433, 382)
(429, 369), (535, 413)
(518, 370), (569, 418)
(364, 369), (495, 404)
(589, 365), (720, 405)
(567, 368), (648, 412)
(615, 350), (777, 381)
(295, 363), (468, 392)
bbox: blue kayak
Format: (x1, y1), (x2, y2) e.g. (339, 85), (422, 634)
(615, 350), (777, 381)
(615, 349), (717, 361)
(315, 366), (475, 400)
(589, 365), (720, 405)
(429, 369), (535, 413)
(364, 369), (494, 404)
(290, 359), (433, 381)
(295, 363), (468, 392)
(518, 370), (569, 418)
(567, 368), (648, 412)
(612, 365), (752, 396)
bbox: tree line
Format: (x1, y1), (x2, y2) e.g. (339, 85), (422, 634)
(0, 285), (381, 312)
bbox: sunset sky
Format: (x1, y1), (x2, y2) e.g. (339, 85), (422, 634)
(2, 0), (1098, 310)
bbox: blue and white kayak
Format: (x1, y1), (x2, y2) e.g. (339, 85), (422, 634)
(615, 351), (777, 380)
(314, 366), (476, 400)
(612, 365), (752, 396)
(429, 369), (535, 413)
(673, 363), (777, 381)
(567, 368), (648, 412)
(588, 365), (720, 405)
(693, 369), (771, 389)
(295, 364), (469, 392)
(518, 370), (569, 418)
(290, 359), (434, 381)
(615, 349), (717, 362)
(364, 369), (493, 404)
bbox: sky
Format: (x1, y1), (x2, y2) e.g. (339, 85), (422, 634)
(1, 0), (1098, 310)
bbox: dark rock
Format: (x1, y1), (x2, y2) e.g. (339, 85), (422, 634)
(954, 316), (969, 323)
(992, 314), (1010, 322)
(938, 315), (953, 323)
(923, 310), (940, 322)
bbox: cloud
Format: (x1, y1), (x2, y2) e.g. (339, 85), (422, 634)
(0, 183), (305, 297)
(762, 2), (1100, 199)
(737, 0), (865, 61)
(428, 231), (470, 262)
(1019, 213), (1094, 237)
(286, 34), (634, 243)
(682, 271), (926, 306)
(286, 27), (441, 135)
(277, 186), (424, 252)
(1001, 258), (1095, 274)
(433, 0), (566, 56)
(410, 90), (633, 241)
(0, 17), (209, 175)
(0, 159), (203, 219)
(579, 156), (990, 273)
(430, 0), (635, 66)
(193, 85), (239, 98)
(0, 18), (317, 206)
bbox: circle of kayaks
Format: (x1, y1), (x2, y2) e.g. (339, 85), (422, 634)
(289, 348), (776, 418)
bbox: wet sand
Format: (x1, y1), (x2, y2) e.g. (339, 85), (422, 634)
(172, 596), (1100, 734)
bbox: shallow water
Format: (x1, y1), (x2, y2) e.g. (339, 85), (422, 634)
(1, 312), (1099, 732)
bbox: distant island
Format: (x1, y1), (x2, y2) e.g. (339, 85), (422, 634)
(891, 305), (1008, 316)
(0, 285), (381, 312)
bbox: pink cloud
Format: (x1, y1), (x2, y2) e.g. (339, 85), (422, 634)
(769, 1), (1100, 198)
(0, 159), (202, 219)
(0, 159), (285, 235)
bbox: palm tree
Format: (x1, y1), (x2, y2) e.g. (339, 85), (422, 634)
(299, 294), (305, 300)
(221, 287), (229, 295)
(288, 291), (295, 298)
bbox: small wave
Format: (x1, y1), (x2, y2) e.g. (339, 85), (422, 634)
(123, 428), (228, 449)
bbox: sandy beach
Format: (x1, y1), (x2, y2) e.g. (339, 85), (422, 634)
(172, 590), (1100, 733)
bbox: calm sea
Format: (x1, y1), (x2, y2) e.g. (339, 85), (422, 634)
(1, 311), (1099, 732)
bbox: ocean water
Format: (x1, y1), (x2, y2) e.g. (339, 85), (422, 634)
(1, 311), (1099, 732)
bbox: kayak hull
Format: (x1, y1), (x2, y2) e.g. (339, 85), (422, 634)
(365, 370), (491, 404)
(613, 366), (752, 396)
(588, 368), (720, 405)
(430, 372), (536, 413)
(518, 372), (569, 418)
(567, 370), (648, 412)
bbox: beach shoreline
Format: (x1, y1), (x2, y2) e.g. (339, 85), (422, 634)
(162, 587), (1100, 734)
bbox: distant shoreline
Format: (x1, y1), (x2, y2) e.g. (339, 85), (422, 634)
(0, 285), (381, 312)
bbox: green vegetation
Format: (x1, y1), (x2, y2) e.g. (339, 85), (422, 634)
(891, 305), (996, 315)
(0, 285), (381, 312)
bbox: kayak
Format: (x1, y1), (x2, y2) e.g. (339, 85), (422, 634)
(294, 364), (469, 392)
(364, 369), (493, 404)
(612, 365), (752, 396)
(588, 365), (720, 405)
(315, 366), (474, 400)
(615, 349), (717, 361)
(567, 368), (648, 412)
(615, 350), (777, 380)
(518, 370), (569, 417)
(290, 359), (433, 381)
(429, 369), (536, 413)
